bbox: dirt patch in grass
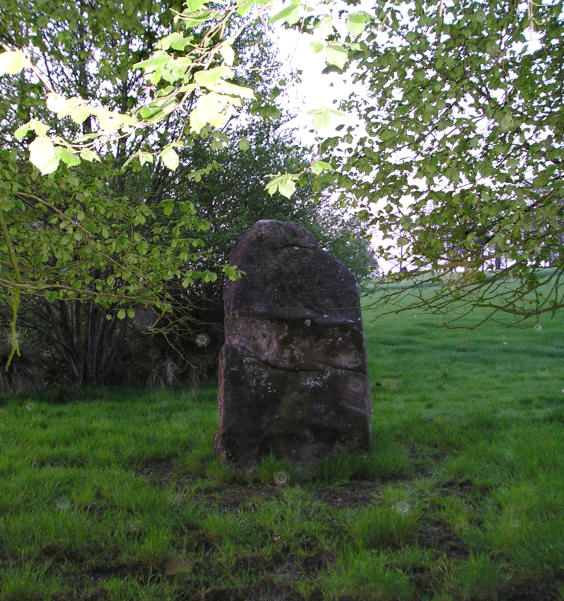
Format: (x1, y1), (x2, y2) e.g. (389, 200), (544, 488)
(192, 483), (282, 511)
(441, 478), (487, 496)
(189, 544), (331, 601)
(230, 550), (288, 575)
(137, 455), (177, 485)
(50, 583), (113, 601)
(233, 548), (331, 579)
(311, 480), (381, 508)
(243, 577), (305, 601)
(202, 589), (247, 601)
(79, 593), (111, 601)
(407, 562), (438, 600)
(503, 579), (561, 601)
(296, 550), (331, 575)
(88, 560), (151, 577)
(193, 478), (384, 511)
(418, 518), (468, 557)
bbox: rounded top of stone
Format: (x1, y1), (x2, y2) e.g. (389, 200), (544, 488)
(243, 220), (319, 250)
(225, 219), (361, 321)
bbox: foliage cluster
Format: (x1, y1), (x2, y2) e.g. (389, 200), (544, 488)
(0, 0), (376, 379)
(0, 0), (562, 345)
(337, 0), (563, 323)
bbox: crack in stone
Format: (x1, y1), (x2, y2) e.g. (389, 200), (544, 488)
(270, 242), (318, 250)
(228, 310), (363, 326)
(231, 345), (367, 376)
(341, 403), (371, 415)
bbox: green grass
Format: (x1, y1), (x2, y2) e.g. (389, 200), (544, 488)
(0, 297), (563, 600)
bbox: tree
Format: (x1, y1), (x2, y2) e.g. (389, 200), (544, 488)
(181, 119), (376, 274)
(1, 0), (561, 335)
(333, 0), (563, 325)
(0, 0), (226, 373)
(0, 0), (376, 382)
(127, 119), (377, 388)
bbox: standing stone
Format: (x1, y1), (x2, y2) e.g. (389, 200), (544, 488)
(215, 220), (371, 467)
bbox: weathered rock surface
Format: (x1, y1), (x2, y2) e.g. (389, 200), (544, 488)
(215, 220), (371, 467)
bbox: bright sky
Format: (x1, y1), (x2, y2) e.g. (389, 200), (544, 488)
(273, 27), (349, 139)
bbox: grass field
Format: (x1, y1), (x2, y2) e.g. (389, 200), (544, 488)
(0, 295), (563, 601)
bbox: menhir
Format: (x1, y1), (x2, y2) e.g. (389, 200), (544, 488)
(215, 220), (371, 467)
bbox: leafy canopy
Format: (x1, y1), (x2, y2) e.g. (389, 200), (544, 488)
(335, 0), (562, 324)
(0, 0), (562, 336)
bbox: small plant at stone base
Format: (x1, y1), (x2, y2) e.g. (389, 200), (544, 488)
(254, 453), (295, 486)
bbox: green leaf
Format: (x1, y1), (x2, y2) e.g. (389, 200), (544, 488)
(499, 113), (518, 132)
(486, 41), (504, 59)
(285, 5), (301, 26)
(138, 152), (154, 166)
(190, 108), (206, 134)
(346, 12), (367, 36)
(163, 199), (174, 216)
(79, 149), (101, 162)
(190, 93), (229, 132)
(14, 119), (50, 141)
(187, 0), (207, 9)
(216, 81), (254, 99)
(46, 93), (67, 114)
(315, 15), (333, 38)
(220, 44), (235, 66)
(29, 137), (60, 175)
(171, 35), (189, 52)
(30, 120), (50, 136)
(194, 66), (233, 88)
(238, 137), (250, 152)
(58, 148), (81, 167)
(133, 51), (171, 72)
(311, 160), (332, 175)
(223, 265), (241, 281)
(313, 108), (331, 131)
(310, 39), (324, 53)
(265, 176), (280, 196)
(70, 105), (92, 124)
(202, 270), (218, 283)
(325, 44), (348, 70)
(160, 146), (179, 171)
(269, 2), (299, 24)
(0, 50), (26, 75)
(278, 176), (296, 199)
(236, 0), (254, 15)
(97, 111), (122, 132)
(157, 32), (188, 51)
(14, 122), (32, 140)
(140, 105), (164, 121)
